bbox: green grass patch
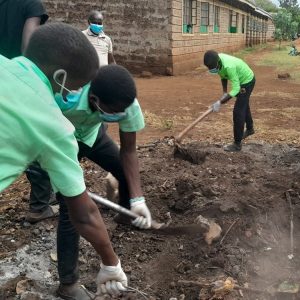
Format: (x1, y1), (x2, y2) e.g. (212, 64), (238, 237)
(233, 44), (267, 60)
(256, 42), (300, 83)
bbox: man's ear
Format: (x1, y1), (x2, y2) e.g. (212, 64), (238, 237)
(88, 93), (100, 109)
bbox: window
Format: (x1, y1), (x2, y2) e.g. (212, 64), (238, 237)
(242, 15), (245, 34)
(200, 2), (209, 33)
(214, 6), (220, 33)
(183, 0), (192, 33)
(229, 10), (238, 33)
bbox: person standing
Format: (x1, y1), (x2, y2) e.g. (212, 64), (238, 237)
(82, 10), (116, 66)
(0, 23), (128, 299)
(0, 0), (48, 58)
(204, 50), (256, 152)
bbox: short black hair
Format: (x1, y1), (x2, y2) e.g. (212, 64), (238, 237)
(204, 50), (219, 69)
(25, 22), (99, 80)
(88, 10), (103, 22)
(90, 65), (137, 108)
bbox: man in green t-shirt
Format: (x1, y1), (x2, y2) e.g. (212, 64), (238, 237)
(26, 64), (152, 229)
(204, 50), (256, 152)
(0, 23), (129, 299)
(25, 65), (152, 297)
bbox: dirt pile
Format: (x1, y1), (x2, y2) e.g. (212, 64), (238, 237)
(0, 141), (300, 300)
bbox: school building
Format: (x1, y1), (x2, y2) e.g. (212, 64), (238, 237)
(44, 0), (273, 75)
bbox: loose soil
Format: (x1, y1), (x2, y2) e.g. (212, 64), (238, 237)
(1, 44), (300, 300)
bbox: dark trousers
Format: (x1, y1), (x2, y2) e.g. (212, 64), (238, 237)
(233, 77), (255, 143)
(26, 124), (130, 284)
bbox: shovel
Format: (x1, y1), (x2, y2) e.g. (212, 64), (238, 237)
(88, 192), (221, 242)
(175, 107), (213, 143)
(172, 107), (213, 164)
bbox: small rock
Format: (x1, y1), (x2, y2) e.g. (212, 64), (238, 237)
(169, 298), (177, 300)
(20, 292), (41, 300)
(45, 224), (54, 232)
(165, 67), (173, 76)
(232, 265), (240, 276)
(16, 279), (31, 294)
(44, 271), (52, 279)
(33, 229), (40, 235)
(124, 266), (132, 273)
(278, 73), (291, 79)
(50, 252), (57, 262)
(245, 230), (252, 238)
(179, 294), (185, 300)
(140, 71), (152, 78)
(170, 281), (176, 288)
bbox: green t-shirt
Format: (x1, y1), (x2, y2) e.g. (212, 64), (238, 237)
(0, 55), (86, 197)
(60, 85), (145, 147)
(218, 53), (254, 97)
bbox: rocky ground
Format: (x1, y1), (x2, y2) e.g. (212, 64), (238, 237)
(1, 140), (300, 300)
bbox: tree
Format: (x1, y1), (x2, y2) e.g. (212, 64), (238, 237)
(254, 0), (278, 12)
(273, 9), (298, 48)
(279, 0), (300, 19)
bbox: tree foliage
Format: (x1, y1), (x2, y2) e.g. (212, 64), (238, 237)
(254, 0), (278, 12)
(273, 9), (298, 47)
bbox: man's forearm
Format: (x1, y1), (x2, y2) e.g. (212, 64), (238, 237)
(221, 79), (228, 93)
(64, 191), (118, 266)
(120, 149), (143, 198)
(219, 93), (232, 104)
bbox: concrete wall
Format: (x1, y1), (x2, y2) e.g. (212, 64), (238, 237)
(43, 0), (172, 74)
(170, 0), (268, 74)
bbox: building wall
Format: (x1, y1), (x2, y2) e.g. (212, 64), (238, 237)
(266, 19), (275, 41)
(43, 0), (172, 74)
(170, 0), (268, 75)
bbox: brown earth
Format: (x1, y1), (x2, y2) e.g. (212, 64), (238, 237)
(1, 44), (300, 300)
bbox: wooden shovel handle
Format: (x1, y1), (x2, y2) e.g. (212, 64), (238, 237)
(176, 107), (213, 143)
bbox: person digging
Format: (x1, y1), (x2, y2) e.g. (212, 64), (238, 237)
(0, 23), (130, 299)
(26, 64), (152, 230)
(204, 50), (256, 152)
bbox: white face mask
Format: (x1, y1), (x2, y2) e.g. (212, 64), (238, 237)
(53, 69), (72, 94)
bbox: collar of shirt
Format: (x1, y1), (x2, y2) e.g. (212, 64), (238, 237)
(12, 56), (53, 94)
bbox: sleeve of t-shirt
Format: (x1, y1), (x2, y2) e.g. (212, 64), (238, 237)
(37, 133), (86, 197)
(119, 98), (145, 132)
(23, 0), (49, 24)
(227, 66), (241, 97)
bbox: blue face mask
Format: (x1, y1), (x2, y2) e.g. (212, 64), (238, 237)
(100, 111), (127, 122)
(209, 68), (219, 74)
(94, 101), (127, 122)
(55, 89), (82, 111)
(90, 24), (103, 34)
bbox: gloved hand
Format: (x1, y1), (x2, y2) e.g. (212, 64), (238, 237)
(130, 197), (152, 229)
(96, 259), (128, 296)
(211, 100), (221, 112)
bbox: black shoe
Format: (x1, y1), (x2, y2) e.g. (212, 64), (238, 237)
(57, 283), (95, 300)
(224, 142), (242, 152)
(242, 128), (255, 140)
(25, 205), (59, 224)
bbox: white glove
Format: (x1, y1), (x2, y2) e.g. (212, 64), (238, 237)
(211, 100), (221, 112)
(96, 259), (128, 296)
(130, 197), (152, 229)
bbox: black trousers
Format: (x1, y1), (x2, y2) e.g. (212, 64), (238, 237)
(233, 77), (256, 143)
(26, 124), (130, 284)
